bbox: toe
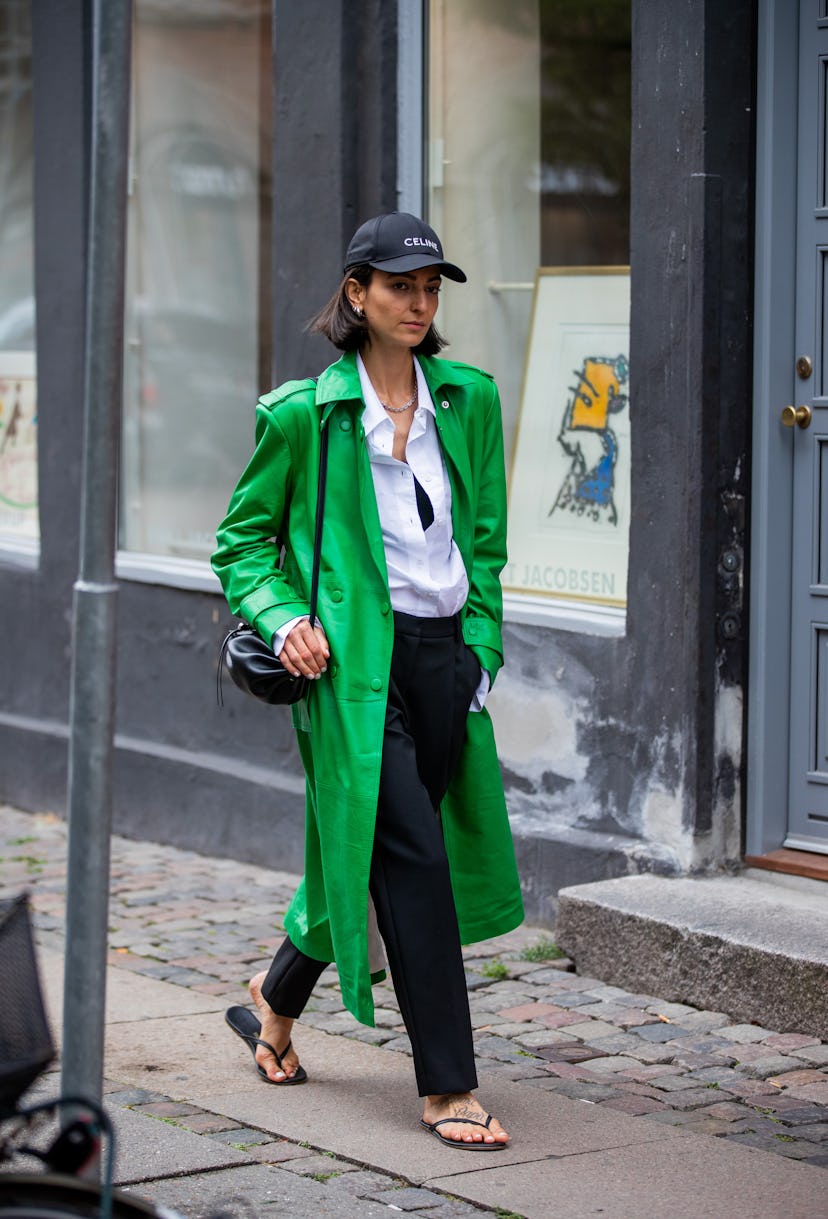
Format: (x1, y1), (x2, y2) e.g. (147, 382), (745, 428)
(256, 1050), (285, 1081)
(440, 1123), (484, 1143)
(422, 1094), (510, 1146)
(255, 1041), (301, 1082)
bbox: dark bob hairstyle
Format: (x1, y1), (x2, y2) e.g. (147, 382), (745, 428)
(307, 264), (447, 355)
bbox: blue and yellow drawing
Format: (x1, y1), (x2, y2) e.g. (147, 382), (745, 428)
(550, 353), (629, 526)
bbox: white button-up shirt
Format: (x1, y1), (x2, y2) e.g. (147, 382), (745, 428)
(357, 353), (469, 617)
(273, 355), (490, 708)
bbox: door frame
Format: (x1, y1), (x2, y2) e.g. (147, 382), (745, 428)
(746, 0), (799, 855)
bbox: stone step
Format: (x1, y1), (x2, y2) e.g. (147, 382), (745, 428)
(554, 871), (828, 1039)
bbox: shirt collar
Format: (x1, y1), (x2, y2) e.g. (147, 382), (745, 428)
(357, 354), (435, 438)
(315, 350), (475, 418)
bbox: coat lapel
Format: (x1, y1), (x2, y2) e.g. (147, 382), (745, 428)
(317, 353), (389, 592)
(421, 358), (475, 565)
(355, 430), (389, 590)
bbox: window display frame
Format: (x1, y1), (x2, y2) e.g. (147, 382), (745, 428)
(502, 267), (630, 630)
(0, 349), (39, 562)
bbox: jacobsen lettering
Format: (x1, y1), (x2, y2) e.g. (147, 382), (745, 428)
(404, 237), (439, 252)
(503, 562), (616, 598)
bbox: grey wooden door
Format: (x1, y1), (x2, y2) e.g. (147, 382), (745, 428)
(787, 0), (828, 851)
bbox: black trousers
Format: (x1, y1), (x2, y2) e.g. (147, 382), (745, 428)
(261, 611), (482, 1096)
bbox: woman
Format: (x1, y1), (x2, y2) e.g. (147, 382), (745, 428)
(213, 212), (523, 1149)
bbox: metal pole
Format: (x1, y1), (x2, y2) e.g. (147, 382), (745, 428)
(62, 0), (132, 1108)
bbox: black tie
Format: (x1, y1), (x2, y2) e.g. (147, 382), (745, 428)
(412, 474), (434, 531)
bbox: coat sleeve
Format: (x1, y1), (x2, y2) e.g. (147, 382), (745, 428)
(212, 400), (311, 643)
(462, 377), (508, 683)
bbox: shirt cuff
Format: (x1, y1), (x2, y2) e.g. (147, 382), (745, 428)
(469, 668), (491, 713)
(271, 615), (309, 657)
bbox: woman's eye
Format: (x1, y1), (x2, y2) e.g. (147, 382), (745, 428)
(426, 285), (441, 295)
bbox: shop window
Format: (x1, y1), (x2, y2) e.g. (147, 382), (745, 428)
(120, 0), (271, 567)
(0, 0), (38, 552)
(427, 0), (631, 623)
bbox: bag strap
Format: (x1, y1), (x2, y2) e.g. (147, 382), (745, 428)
(307, 414), (329, 629)
(218, 381), (329, 708)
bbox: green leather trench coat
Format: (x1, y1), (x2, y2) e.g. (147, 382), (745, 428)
(212, 350), (524, 1025)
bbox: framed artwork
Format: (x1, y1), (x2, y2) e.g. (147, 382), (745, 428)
(504, 268), (630, 609)
(0, 352), (38, 542)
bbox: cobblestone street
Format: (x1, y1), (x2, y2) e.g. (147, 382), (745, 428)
(2, 805), (827, 1216)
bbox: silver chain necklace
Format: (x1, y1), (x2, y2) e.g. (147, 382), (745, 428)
(379, 376), (418, 414)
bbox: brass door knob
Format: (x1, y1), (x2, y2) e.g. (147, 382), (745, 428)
(781, 404), (812, 429)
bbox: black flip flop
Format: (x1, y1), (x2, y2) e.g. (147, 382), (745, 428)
(225, 1004), (308, 1085)
(420, 1114), (506, 1150)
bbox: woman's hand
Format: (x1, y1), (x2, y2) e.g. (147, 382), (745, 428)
(279, 621), (330, 679)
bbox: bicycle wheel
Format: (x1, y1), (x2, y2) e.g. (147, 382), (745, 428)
(0, 1173), (182, 1219)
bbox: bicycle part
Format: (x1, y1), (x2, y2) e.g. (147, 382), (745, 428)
(0, 1173), (183, 1217)
(0, 896), (55, 1116)
(9, 1097), (115, 1219)
(22, 1116), (99, 1176)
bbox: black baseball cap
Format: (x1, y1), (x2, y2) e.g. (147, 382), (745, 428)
(344, 212), (466, 282)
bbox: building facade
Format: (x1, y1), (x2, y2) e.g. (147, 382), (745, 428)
(2, 0), (821, 924)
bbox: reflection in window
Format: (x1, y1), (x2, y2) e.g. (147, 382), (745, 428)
(0, 0), (38, 545)
(427, 0), (630, 461)
(121, 0), (272, 561)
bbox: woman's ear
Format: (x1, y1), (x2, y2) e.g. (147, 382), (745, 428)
(345, 277), (365, 311)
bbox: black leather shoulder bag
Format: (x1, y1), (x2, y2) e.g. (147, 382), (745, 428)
(218, 411), (330, 706)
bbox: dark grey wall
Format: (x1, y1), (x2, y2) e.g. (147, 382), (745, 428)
(0, 0), (756, 927)
(271, 0), (399, 379)
(0, 0), (89, 807)
(631, 0), (753, 843)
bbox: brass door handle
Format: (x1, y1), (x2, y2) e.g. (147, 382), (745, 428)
(781, 404), (812, 428)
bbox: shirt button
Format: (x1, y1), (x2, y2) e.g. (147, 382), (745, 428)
(339, 418), (352, 431)
(370, 677), (383, 692)
(331, 590), (343, 603)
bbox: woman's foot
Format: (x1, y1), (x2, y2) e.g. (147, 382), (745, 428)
(422, 1092), (510, 1146)
(248, 971), (302, 1082)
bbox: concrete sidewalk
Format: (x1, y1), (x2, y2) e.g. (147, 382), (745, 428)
(1, 806), (826, 1218)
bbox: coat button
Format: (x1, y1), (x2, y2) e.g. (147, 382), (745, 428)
(370, 677), (383, 691)
(329, 664), (338, 678)
(380, 602), (390, 615)
(441, 400), (450, 409)
(339, 417), (352, 431)
(331, 590), (343, 603)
